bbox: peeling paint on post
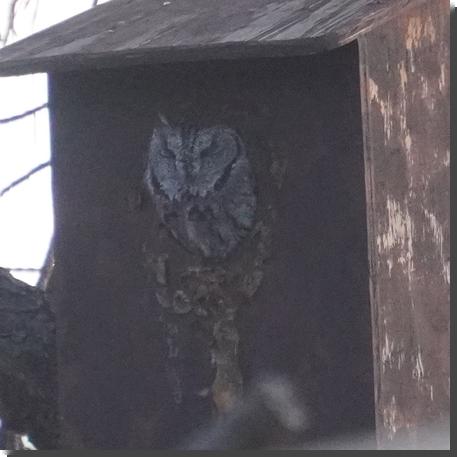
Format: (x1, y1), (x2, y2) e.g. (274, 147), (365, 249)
(359, 0), (449, 448)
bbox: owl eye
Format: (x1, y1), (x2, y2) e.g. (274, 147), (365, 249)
(199, 146), (213, 159)
(160, 147), (176, 159)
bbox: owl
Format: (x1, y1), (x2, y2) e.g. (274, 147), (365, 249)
(145, 118), (257, 258)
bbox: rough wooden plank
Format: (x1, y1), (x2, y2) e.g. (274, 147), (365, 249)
(359, 0), (450, 449)
(0, 0), (424, 76)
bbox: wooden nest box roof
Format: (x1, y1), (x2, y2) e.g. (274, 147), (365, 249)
(0, 0), (424, 76)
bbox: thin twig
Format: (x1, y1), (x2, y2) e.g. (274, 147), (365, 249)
(1, 0), (20, 46)
(31, 0), (40, 31)
(0, 161), (50, 197)
(92, 0), (99, 6)
(37, 236), (54, 290)
(0, 103), (48, 124)
(4, 267), (42, 272)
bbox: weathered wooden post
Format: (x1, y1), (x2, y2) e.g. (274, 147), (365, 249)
(0, 0), (449, 449)
(358, 0), (450, 447)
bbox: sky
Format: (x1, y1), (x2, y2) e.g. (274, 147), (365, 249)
(0, 0), (111, 285)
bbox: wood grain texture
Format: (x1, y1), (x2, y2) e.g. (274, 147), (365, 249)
(359, 0), (450, 448)
(0, 0), (424, 75)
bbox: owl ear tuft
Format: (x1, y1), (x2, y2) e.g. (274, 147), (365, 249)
(157, 112), (171, 128)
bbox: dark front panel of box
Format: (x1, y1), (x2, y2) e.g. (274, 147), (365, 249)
(49, 43), (374, 448)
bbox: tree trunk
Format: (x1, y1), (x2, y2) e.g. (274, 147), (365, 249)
(0, 268), (57, 448)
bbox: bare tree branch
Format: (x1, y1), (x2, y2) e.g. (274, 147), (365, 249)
(37, 236), (55, 290)
(0, 161), (51, 197)
(0, 103), (48, 124)
(3, 267), (42, 272)
(31, 0), (40, 31)
(1, 0), (20, 46)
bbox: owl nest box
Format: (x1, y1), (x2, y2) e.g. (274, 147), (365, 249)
(0, 0), (449, 450)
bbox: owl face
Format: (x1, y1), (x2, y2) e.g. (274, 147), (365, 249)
(145, 122), (256, 258)
(148, 125), (241, 201)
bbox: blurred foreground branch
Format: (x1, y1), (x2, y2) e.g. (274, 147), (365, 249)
(181, 375), (449, 450)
